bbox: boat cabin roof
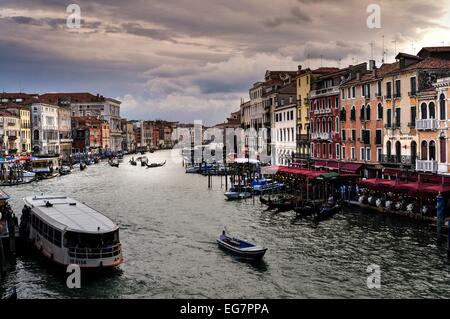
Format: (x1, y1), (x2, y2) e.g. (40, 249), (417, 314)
(23, 195), (118, 234)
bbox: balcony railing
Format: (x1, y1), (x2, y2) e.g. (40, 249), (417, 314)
(309, 86), (340, 99)
(416, 119), (438, 131)
(416, 160), (438, 173)
(311, 132), (331, 141)
(381, 155), (413, 166)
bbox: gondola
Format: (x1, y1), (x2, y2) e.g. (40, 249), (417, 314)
(145, 161), (166, 168)
(59, 166), (72, 176)
(129, 159), (137, 166)
(314, 204), (341, 221)
(260, 195), (295, 212)
(80, 163), (87, 171)
(217, 231), (267, 260)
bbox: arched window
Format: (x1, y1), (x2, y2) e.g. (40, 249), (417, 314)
(366, 104), (371, 121)
(361, 105), (366, 121)
(421, 141), (428, 160)
(340, 107), (347, 121)
(322, 118), (326, 132)
(429, 102), (436, 119)
(387, 141), (392, 157)
(440, 94), (446, 120)
(440, 137), (447, 163)
(377, 103), (383, 120)
(328, 118), (332, 132)
(395, 141), (401, 162)
(335, 117), (339, 133)
(429, 141), (436, 161)
(421, 103), (428, 119)
(351, 106), (356, 121)
(411, 141), (417, 164)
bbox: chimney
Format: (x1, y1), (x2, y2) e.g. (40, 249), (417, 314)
(369, 60), (376, 71)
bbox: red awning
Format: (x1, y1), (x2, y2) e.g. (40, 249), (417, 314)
(422, 184), (450, 195)
(340, 163), (363, 173)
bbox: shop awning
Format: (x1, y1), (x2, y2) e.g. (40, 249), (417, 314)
(340, 163), (363, 174)
(422, 184), (450, 195)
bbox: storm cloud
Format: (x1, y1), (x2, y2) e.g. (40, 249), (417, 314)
(0, 0), (449, 124)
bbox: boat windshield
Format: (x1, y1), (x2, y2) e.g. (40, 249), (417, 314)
(64, 230), (119, 249)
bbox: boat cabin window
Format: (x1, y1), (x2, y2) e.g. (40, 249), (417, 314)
(30, 213), (62, 247)
(64, 230), (119, 249)
(32, 161), (51, 169)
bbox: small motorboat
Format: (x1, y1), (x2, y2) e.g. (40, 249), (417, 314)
(185, 166), (200, 174)
(146, 161), (166, 168)
(80, 163), (87, 171)
(217, 231), (267, 260)
(129, 158), (137, 166)
(59, 166), (72, 176)
(224, 185), (253, 200)
(252, 179), (284, 195)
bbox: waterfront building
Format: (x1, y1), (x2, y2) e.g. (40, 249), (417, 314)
(241, 82), (265, 150)
(382, 48), (450, 173)
(295, 66), (338, 160)
(121, 119), (136, 153)
(40, 93), (123, 152)
(0, 111), (21, 156)
(31, 103), (60, 156)
(0, 93), (38, 154)
(101, 120), (111, 151)
(273, 83), (297, 166)
(262, 70), (298, 163)
(413, 77), (450, 175)
(0, 104), (32, 154)
(58, 107), (73, 162)
(310, 63), (367, 161)
(340, 61), (397, 178)
(71, 116), (102, 154)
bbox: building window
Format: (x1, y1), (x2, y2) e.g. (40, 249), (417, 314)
(421, 103), (428, 119)
(429, 141), (436, 161)
(350, 106), (356, 121)
(342, 129), (347, 141)
(360, 148), (366, 161)
(360, 105), (366, 121)
(410, 77), (417, 96)
(440, 94), (446, 120)
(342, 146), (346, 160)
(395, 80), (401, 98)
(386, 82), (392, 99)
(377, 103), (383, 120)
(429, 102), (436, 119)
(366, 148), (371, 161)
(410, 106), (416, 127)
(395, 108), (401, 127)
(351, 129), (356, 141)
(351, 147), (356, 160)
(377, 81), (382, 96)
(336, 145), (340, 160)
(421, 141), (428, 160)
(387, 141), (392, 157)
(441, 138), (447, 163)
(352, 87), (356, 98)
(376, 130), (382, 145)
(377, 148), (382, 162)
(366, 105), (371, 121)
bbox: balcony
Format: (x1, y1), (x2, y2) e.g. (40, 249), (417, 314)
(416, 119), (438, 131)
(309, 86), (340, 99)
(381, 155), (413, 166)
(311, 132), (331, 141)
(408, 91), (417, 98)
(416, 160), (438, 173)
(297, 134), (309, 141)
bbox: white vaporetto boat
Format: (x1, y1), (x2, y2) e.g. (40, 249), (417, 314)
(22, 195), (123, 268)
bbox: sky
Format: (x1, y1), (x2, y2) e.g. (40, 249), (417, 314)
(0, 0), (449, 125)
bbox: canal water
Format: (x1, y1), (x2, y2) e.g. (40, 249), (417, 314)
(1, 150), (450, 299)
